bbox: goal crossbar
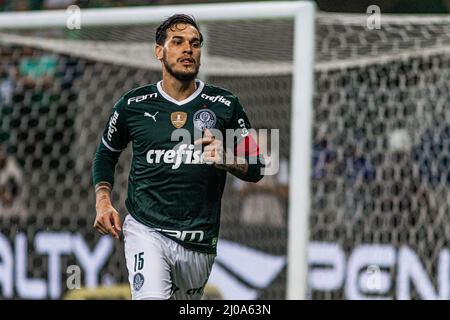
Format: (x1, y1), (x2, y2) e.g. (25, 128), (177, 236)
(0, 1), (309, 28)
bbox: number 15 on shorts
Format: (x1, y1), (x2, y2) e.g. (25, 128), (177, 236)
(134, 252), (144, 272)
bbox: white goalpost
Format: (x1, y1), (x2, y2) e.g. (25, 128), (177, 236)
(0, 1), (315, 300)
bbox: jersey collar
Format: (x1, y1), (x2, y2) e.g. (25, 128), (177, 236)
(157, 79), (204, 106)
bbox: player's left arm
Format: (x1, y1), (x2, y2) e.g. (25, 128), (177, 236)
(197, 98), (265, 183)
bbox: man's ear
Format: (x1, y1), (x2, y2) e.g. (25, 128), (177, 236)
(155, 44), (163, 61)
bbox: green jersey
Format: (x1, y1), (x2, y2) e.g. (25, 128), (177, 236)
(92, 79), (264, 254)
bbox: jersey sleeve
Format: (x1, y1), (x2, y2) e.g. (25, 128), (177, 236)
(92, 97), (130, 187)
(100, 97), (130, 152)
(228, 98), (265, 182)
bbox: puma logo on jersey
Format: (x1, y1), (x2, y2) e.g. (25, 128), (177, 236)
(201, 93), (231, 107)
(127, 92), (158, 105)
(144, 111), (158, 122)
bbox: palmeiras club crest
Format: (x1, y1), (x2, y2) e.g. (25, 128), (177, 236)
(133, 273), (145, 291)
(193, 109), (216, 130)
(171, 111), (187, 128)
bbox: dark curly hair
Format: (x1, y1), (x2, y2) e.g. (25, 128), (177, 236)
(156, 14), (203, 46)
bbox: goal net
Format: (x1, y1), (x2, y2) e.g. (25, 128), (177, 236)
(0, 3), (449, 300)
(309, 14), (450, 300)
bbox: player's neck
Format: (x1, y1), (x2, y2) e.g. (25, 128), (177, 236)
(161, 74), (197, 102)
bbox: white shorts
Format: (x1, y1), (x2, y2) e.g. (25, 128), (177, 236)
(122, 214), (216, 300)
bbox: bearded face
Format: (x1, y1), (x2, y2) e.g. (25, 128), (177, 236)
(157, 23), (201, 82)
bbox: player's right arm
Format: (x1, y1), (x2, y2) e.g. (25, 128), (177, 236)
(92, 97), (130, 239)
(94, 182), (121, 238)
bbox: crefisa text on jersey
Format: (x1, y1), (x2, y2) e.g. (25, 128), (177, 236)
(179, 304), (271, 317)
(201, 93), (231, 107)
(107, 111), (119, 141)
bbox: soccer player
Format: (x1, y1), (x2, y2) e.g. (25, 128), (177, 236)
(92, 14), (265, 300)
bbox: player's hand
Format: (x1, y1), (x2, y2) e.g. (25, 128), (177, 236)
(194, 128), (225, 167)
(94, 200), (122, 239)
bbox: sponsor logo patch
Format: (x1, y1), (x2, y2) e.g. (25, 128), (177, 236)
(107, 111), (119, 142)
(238, 118), (249, 137)
(127, 93), (157, 105)
(154, 228), (205, 242)
(201, 94), (231, 107)
(146, 144), (204, 169)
